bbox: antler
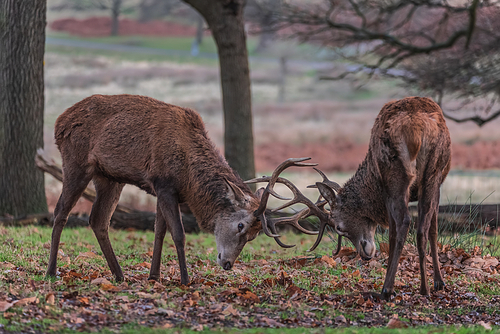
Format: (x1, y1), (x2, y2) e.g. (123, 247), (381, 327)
(307, 167), (341, 192)
(245, 158), (329, 248)
(307, 168), (343, 253)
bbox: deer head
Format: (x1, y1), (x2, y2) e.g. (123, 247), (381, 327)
(304, 168), (377, 260)
(315, 182), (377, 260)
(216, 158), (322, 270)
(213, 181), (263, 270)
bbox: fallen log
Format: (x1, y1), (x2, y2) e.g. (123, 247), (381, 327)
(409, 203), (500, 233)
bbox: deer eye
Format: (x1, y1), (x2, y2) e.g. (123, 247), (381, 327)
(238, 223), (244, 232)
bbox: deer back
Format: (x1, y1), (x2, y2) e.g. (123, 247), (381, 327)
(369, 96), (451, 188)
(55, 94), (258, 230)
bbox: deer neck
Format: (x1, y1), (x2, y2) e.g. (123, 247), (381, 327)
(340, 153), (388, 225)
(181, 148), (248, 234)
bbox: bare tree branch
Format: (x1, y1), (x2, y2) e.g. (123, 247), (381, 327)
(442, 109), (500, 127)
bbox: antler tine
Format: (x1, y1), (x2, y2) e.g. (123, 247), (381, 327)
(332, 234), (343, 256)
(266, 219), (295, 248)
(248, 186), (281, 238)
(260, 214), (281, 238)
(246, 176), (291, 200)
(307, 220), (328, 252)
(268, 209), (319, 235)
(306, 167), (342, 192)
(265, 157), (317, 200)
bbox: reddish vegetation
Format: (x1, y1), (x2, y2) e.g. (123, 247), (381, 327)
(255, 141), (500, 173)
(50, 17), (200, 37)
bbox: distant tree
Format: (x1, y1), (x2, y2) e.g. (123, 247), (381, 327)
(0, 0), (48, 216)
(245, 0), (282, 53)
(277, 0), (500, 126)
(183, 0), (255, 182)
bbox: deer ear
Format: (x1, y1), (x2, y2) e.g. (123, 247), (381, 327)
(254, 187), (265, 201)
(316, 182), (338, 208)
(224, 179), (246, 204)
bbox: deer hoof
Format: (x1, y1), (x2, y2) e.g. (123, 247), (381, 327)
(434, 280), (445, 291)
(381, 288), (395, 301)
(148, 275), (160, 282)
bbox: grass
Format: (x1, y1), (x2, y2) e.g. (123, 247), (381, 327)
(113, 327), (500, 334)
(46, 31), (262, 61)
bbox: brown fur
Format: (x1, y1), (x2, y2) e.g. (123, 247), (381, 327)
(318, 97), (451, 300)
(48, 94), (261, 284)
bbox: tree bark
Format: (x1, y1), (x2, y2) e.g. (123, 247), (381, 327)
(182, 0), (256, 183)
(0, 0), (48, 217)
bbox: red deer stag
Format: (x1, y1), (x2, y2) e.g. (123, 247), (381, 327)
(46, 94), (318, 284)
(307, 97), (451, 300)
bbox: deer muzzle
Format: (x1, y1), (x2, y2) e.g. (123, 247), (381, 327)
(359, 239), (376, 260)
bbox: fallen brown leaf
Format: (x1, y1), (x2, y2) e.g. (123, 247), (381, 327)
(45, 293), (55, 305)
(91, 277), (112, 285)
(387, 318), (409, 329)
(15, 296), (38, 307)
(222, 304), (239, 316)
(100, 283), (121, 292)
(478, 321), (492, 330)
(0, 301), (14, 312)
(321, 255), (336, 267)
(75, 251), (103, 262)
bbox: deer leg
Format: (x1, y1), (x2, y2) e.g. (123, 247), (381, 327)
(385, 213), (397, 282)
(156, 191), (189, 285)
(430, 209), (445, 291)
(380, 164), (413, 299)
(149, 204), (167, 281)
(417, 175), (443, 295)
(381, 200), (411, 300)
(88, 177), (125, 282)
(46, 168), (92, 278)
(416, 203), (432, 295)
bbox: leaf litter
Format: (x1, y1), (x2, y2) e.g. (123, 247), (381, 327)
(0, 229), (500, 332)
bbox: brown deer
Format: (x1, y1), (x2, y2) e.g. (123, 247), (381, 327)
(46, 94), (318, 284)
(250, 97), (452, 300)
(307, 96), (452, 300)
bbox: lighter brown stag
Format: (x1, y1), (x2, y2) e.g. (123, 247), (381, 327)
(308, 97), (451, 300)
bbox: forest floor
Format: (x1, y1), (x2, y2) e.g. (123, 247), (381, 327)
(1, 227), (500, 333)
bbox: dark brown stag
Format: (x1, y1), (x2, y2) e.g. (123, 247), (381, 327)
(46, 94), (318, 284)
(308, 97), (452, 300)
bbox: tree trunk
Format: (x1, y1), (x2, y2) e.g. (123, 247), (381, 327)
(0, 0), (48, 217)
(111, 0), (121, 36)
(182, 0), (256, 183)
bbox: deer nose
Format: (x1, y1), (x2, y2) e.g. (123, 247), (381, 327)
(223, 261), (232, 270)
(360, 240), (372, 261)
